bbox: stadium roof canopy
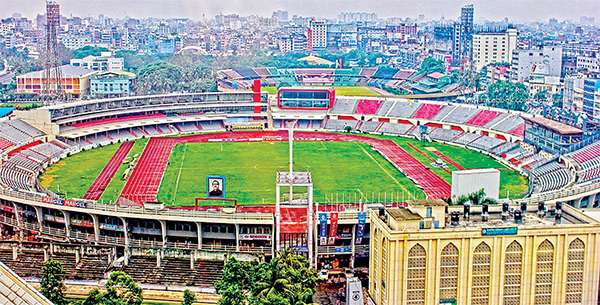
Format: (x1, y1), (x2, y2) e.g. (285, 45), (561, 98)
(524, 116), (583, 135)
(297, 55), (334, 66)
(17, 64), (97, 79)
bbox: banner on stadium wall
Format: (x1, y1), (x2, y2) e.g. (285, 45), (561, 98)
(42, 197), (87, 208)
(319, 213), (328, 246)
(355, 212), (367, 245)
(328, 212), (338, 245)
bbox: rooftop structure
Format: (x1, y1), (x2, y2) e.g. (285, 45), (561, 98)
(369, 201), (600, 305)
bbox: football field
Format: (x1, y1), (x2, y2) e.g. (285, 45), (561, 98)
(157, 141), (425, 206)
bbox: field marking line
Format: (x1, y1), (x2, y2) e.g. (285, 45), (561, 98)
(221, 142), (223, 151)
(356, 188), (368, 202)
(354, 142), (412, 195)
(172, 143), (188, 204)
(320, 142), (328, 149)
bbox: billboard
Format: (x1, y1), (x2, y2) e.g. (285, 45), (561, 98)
(207, 176), (226, 199)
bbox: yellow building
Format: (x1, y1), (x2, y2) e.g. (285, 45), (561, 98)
(369, 200), (600, 305)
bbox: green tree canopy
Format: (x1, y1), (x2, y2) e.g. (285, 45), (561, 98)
(40, 259), (67, 305)
(182, 289), (196, 305)
(82, 271), (143, 305)
(216, 251), (318, 305)
(71, 46), (110, 59)
(479, 80), (529, 111)
(418, 57), (445, 75)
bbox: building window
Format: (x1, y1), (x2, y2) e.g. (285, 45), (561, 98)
(503, 241), (522, 305)
(440, 243), (459, 301)
(566, 238), (585, 304)
(407, 244), (426, 305)
(535, 239), (554, 304)
(381, 237), (388, 305)
(472, 242), (491, 305)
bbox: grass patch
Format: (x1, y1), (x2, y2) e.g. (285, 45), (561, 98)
(261, 86), (381, 96)
(157, 141), (425, 206)
(41, 143), (121, 198)
(373, 134), (527, 199)
(99, 138), (150, 203)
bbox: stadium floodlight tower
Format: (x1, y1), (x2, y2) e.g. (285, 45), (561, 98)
(275, 120), (314, 266)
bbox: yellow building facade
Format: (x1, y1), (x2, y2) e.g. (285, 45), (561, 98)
(369, 203), (600, 305)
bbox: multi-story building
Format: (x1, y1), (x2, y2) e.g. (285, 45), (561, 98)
(564, 74), (587, 112)
(309, 20), (327, 52)
(511, 46), (563, 82)
(452, 4), (474, 67)
(583, 78), (600, 120)
(472, 28), (518, 71)
(89, 71), (136, 98)
(16, 65), (96, 97)
(70, 52), (124, 71)
(60, 36), (93, 49)
(369, 200), (600, 305)
(577, 51), (599, 73)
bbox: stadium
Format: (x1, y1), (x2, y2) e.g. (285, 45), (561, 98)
(0, 70), (599, 302)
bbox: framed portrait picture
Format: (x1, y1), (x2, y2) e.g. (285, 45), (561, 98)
(207, 176), (225, 199)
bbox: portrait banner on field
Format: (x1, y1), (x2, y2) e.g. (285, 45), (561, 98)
(355, 211), (367, 245)
(328, 212), (338, 245)
(207, 176), (225, 199)
(319, 213), (328, 246)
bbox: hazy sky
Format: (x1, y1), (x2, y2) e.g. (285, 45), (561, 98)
(2, 0), (599, 23)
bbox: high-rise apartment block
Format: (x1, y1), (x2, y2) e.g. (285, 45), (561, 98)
(472, 28), (518, 71)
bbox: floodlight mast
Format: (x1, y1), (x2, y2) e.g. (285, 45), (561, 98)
(288, 119), (297, 204)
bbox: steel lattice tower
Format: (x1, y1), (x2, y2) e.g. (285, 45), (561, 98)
(43, 0), (64, 98)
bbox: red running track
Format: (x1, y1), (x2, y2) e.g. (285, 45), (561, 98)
(83, 141), (134, 200)
(118, 131), (452, 206)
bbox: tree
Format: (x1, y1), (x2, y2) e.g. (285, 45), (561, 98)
(82, 289), (103, 305)
(215, 257), (253, 305)
(216, 251), (318, 305)
(82, 271), (143, 305)
(251, 250), (318, 305)
(479, 80), (529, 111)
(104, 271), (143, 305)
(40, 259), (67, 305)
(182, 289), (196, 305)
(344, 125), (352, 133)
(71, 46), (110, 59)
(418, 57), (445, 75)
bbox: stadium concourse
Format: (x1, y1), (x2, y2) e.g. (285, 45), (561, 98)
(117, 131), (451, 206)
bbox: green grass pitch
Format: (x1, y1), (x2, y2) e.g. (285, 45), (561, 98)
(157, 141), (425, 206)
(41, 133), (529, 205)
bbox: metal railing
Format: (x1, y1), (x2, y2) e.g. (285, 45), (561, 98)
(0, 188), (273, 221)
(0, 216), (272, 254)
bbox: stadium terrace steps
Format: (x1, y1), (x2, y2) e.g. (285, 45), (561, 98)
(411, 104), (445, 120)
(73, 114), (167, 129)
(441, 107), (481, 124)
(121, 256), (223, 287)
(83, 141), (135, 200)
(466, 110), (501, 126)
(388, 101), (422, 118)
(509, 124), (525, 136)
(354, 100), (383, 115)
(375, 101), (396, 116)
(330, 99), (359, 114)
(431, 105), (456, 122)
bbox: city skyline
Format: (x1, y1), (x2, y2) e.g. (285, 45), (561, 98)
(2, 0), (599, 23)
